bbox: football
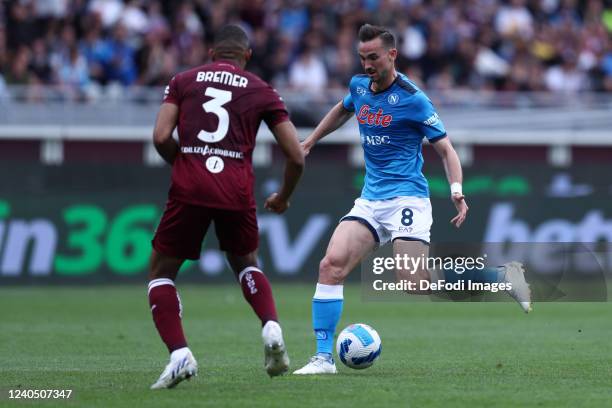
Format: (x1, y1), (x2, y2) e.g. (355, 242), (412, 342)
(336, 323), (382, 369)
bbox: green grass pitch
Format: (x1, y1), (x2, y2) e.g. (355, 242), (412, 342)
(1, 284), (612, 407)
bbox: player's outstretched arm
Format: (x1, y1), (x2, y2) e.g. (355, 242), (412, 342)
(153, 103), (180, 165)
(432, 137), (468, 228)
(264, 121), (305, 214)
(302, 101), (353, 156)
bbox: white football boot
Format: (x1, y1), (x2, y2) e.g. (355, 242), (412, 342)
(499, 261), (533, 313)
(150, 347), (198, 389)
(262, 321), (290, 377)
(293, 354), (337, 375)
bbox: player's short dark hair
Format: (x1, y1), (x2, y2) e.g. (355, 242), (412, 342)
(358, 24), (395, 49)
(213, 24), (249, 50)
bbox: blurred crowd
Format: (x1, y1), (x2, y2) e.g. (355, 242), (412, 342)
(1, 0), (611, 101)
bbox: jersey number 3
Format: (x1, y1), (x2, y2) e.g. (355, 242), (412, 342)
(197, 87), (232, 143)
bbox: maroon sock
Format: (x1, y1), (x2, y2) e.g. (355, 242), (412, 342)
(238, 267), (278, 325)
(148, 278), (187, 353)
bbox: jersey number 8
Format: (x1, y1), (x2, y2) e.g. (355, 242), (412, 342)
(401, 208), (414, 226)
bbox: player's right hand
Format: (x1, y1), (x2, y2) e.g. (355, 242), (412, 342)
(264, 193), (290, 214)
(301, 140), (313, 156)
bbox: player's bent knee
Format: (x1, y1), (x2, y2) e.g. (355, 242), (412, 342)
(397, 267), (431, 295)
(319, 255), (348, 284)
(226, 251), (259, 276)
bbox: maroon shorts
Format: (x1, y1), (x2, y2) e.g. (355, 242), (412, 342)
(152, 198), (259, 259)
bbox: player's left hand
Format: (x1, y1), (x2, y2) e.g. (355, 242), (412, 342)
(450, 193), (468, 228)
(264, 193), (290, 214)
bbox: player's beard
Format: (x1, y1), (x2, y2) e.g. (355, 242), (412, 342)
(372, 68), (388, 85)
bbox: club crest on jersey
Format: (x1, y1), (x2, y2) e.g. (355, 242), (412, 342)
(357, 105), (393, 127)
(388, 93), (399, 105)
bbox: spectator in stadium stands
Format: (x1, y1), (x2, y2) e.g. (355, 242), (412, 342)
(495, 0), (534, 40)
(171, 2), (203, 71)
(398, 17), (427, 62)
(289, 33), (328, 93)
(266, 35), (293, 87)
(106, 23), (137, 86)
(324, 27), (359, 90)
(57, 44), (92, 99)
(0, 0), (611, 94)
(5, 1), (38, 51)
(0, 25), (6, 69)
(88, 0), (123, 29)
(137, 29), (176, 87)
(144, 1), (170, 36)
(602, 44), (612, 92)
(277, 0), (309, 45)
(79, 14), (112, 85)
(28, 38), (54, 85)
(474, 28), (510, 83)
(0, 73), (7, 99)
(5, 46), (31, 85)
(120, 0), (149, 38)
(545, 51), (588, 93)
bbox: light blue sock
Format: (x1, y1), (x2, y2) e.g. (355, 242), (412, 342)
(472, 267), (502, 283)
(444, 267), (501, 284)
(312, 283), (344, 356)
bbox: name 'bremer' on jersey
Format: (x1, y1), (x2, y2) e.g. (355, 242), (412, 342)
(196, 70), (249, 88)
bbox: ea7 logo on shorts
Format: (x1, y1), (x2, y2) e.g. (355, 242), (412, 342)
(362, 135), (390, 145)
(423, 112), (440, 126)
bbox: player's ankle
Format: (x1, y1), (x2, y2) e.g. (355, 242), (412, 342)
(170, 346), (191, 362)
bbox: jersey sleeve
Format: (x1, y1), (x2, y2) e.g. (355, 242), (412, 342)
(163, 76), (180, 105)
(260, 86), (290, 128)
(413, 94), (446, 142)
(342, 91), (355, 112)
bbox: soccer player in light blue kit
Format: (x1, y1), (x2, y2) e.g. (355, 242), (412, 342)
(294, 24), (532, 375)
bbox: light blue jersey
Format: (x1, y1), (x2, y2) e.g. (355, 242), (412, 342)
(342, 73), (447, 200)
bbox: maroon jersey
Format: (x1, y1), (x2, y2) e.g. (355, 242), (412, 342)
(163, 60), (289, 210)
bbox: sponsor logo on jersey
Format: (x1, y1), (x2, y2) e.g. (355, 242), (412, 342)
(356, 86), (367, 96)
(423, 112), (440, 126)
(356, 105), (393, 127)
(361, 134), (390, 145)
(181, 145), (244, 159)
(205, 156), (225, 173)
(388, 93), (400, 105)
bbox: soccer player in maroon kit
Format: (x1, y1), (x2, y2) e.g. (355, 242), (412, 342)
(147, 25), (304, 389)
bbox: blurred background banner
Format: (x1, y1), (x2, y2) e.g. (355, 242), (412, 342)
(1, 162), (612, 283)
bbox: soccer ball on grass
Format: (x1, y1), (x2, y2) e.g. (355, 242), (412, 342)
(336, 323), (382, 369)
